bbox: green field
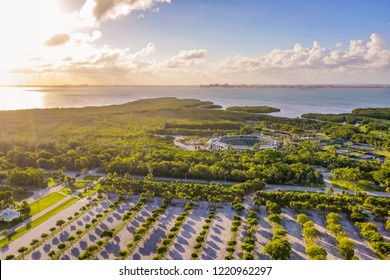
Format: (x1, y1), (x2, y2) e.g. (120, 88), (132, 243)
(330, 178), (380, 192)
(0, 196), (79, 249)
(29, 192), (67, 216)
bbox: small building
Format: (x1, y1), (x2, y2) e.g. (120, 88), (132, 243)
(1, 208), (21, 222)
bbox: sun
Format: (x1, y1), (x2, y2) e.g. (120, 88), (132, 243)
(0, 0), (68, 80)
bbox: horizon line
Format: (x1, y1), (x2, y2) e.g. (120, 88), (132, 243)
(2, 83), (390, 88)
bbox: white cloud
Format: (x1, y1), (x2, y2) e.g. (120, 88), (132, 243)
(152, 7), (160, 13)
(138, 14), (145, 19)
(75, 0), (170, 26)
(161, 49), (207, 69)
(213, 33), (390, 74)
(45, 34), (70, 47)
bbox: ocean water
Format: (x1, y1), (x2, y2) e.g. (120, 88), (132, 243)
(0, 86), (390, 118)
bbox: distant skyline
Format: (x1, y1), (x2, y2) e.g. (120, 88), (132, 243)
(1, 0), (390, 85)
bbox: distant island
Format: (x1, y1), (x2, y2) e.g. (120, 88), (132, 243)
(226, 105), (280, 114)
(200, 83), (390, 88)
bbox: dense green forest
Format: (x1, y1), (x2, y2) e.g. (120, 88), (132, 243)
(0, 98), (389, 209)
(226, 106), (281, 113)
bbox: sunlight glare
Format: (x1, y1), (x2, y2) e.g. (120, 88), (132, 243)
(0, 87), (44, 110)
(0, 1), (68, 72)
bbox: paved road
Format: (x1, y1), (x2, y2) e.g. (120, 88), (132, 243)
(126, 174), (390, 198)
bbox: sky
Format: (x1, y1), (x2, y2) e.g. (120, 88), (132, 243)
(1, 0), (390, 85)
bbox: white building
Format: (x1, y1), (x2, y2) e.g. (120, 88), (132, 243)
(207, 134), (277, 151)
(1, 208), (21, 222)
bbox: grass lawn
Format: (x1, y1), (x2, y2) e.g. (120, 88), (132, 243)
(29, 192), (67, 216)
(284, 181), (326, 188)
(80, 184), (101, 197)
(376, 150), (390, 158)
(0, 196), (79, 248)
(59, 187), (73, 195)
(330, 178), (381, 192)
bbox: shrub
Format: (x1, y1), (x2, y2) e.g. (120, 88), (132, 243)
(226, 246), (235, 253)
(247, 210), (256, 218)
(337, 237), (355, 260)
(17, 246), (27, 254)
(247, 218), (259, 226)
(67, 236), (76, 242)
(162, 239), (171, 246)
(266, 201), (281, 214)
(230, 226), (238, 232)
(76, 229), (83, 235)
(97, 240), (104, 246)
(306, 245), (327, 260)
(243, 237), (255, 245)
(302, 226), (320, 238)
(232, 220), (241, 227)
(196, 236), (205, 243)
(127, 242), (135, 249)
(57, 243), (66, 250)
(240, 243), (255, 252)
(263, 238), (291, 260)
(174, 221), (183, 227)
(30, 239), (39, 246)
(268, 214), (282, 224)
(170, 226), (179, 233)
(247, 228), (256, 235)
(194, 242), (202, 249)
(227, 240), (237, 246)
(243, 252), (254, 260)
(133, 234), (142, 241)
(48, 250), (56, 257)
(191, 252), (198, 259)
(135, 227), (147, 235)
(41, 233), (48, 239)
(85, 224), (91, 229)
(118, 250), (127, 257)
(157, 246), (167, 254)
(297, 214), (309, 225)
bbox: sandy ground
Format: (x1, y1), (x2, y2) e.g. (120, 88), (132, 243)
(200, 203), (235, 260)
(128, 202), (184, 260)
(233, 202), (249, 259)
(97, 198), (161, 259)
(253, 206), (272, 260)
(309, 211), (343, 260)
(166, 201), (209, 260)
(243, 197), (272, 260)
(60, 202), (132, 260)
(281, 208), (308, 260)
(340, 213), (378, 260)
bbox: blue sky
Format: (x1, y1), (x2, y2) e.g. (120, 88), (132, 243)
(1, 0), (390, 85)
